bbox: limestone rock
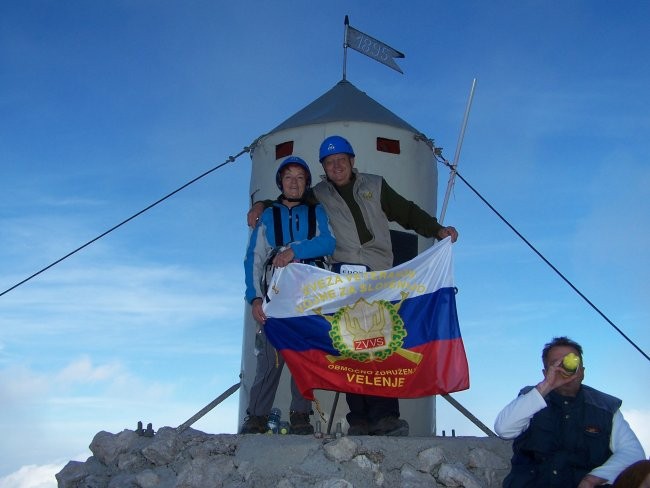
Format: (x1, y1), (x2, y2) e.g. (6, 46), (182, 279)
(56, 428), (513, 488)
(437, 462), (483, 488)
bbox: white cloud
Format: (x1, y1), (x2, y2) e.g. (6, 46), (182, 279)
(0, 355), (189, 477)
(0, 356), (177, 425)
(55, 356), (123, 384)
(0, 259), (244, 347)
(39, 357), (172, 404)
(0, 365), (49, 405)
(0, 463), (62, 488)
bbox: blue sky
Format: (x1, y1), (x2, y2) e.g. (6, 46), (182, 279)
(1, 1), (649, 486)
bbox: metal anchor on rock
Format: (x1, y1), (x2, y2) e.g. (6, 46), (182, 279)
(135, 421), (155, 437)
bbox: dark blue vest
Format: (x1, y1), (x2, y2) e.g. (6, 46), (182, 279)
(503, 385), (621, 488)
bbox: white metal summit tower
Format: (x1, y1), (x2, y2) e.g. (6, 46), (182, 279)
(240, 78), (441, 436)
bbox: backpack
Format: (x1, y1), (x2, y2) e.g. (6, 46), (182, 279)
(260, 204), (328, 302)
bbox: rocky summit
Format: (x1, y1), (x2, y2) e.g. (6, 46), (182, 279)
(56, 427), (513, 487)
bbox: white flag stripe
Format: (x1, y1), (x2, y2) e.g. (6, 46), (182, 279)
(264, 237), (454, 318)
(346, 25), (404, 74)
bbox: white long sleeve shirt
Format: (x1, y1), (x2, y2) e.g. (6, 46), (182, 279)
(494, 387), (646, 483)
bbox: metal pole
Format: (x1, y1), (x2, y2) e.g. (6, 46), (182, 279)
(439, 78), (476, 225)
(326, 391), (340, 434)
(343, 16), (350, 81)
(441, 393), (496, 437)
(176, 382), (241, 434)
(437, 79), (491, 439)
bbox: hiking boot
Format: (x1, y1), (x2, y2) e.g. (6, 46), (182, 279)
(289, 411), (314, 435)
(347, 420), (369, 436)
(240, 415), (267, 434)
(369, 416), (409, 436)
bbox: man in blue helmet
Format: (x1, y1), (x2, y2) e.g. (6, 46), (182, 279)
(242, 156), (335, 435)
(248, 136), (458, 436)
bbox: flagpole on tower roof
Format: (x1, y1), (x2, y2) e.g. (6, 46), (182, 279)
(342, 16), (405, 77)
(343, 15), (350, 81)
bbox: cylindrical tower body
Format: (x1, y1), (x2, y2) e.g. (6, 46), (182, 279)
(239, 80), (439, 435)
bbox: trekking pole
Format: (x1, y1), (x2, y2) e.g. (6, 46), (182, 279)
(176, 381), (241, 434)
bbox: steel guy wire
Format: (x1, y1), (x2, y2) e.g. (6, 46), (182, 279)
(0, 144), (256, 298)
(436, 155), (649, 363)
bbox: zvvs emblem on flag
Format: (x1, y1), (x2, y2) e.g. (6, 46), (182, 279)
(319, 294), (422, 365)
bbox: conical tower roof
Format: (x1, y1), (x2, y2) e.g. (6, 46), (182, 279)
(269, 79), (421, 134)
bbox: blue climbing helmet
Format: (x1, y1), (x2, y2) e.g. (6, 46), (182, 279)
(319, 135), (355, 163)
(275, 156), (312, 191)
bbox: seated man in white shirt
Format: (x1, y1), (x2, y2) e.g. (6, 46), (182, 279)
(494, 336), (645, 488)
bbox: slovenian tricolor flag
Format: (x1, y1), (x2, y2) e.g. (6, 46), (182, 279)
(263, 237), (469, 400)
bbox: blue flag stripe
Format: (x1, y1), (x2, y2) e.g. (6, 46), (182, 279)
(265, 287), (459, 353)
(400, 287), (460, 347)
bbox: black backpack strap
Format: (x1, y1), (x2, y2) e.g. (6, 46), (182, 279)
(305, 203), (329, 269)
(307, 204), (317, 240)
(274, 203), (315, 243)
(272, 205), (283, 247)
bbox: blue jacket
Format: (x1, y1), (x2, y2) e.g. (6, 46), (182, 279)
(504, 385), (621, 488)
(244, 200), (335, 304)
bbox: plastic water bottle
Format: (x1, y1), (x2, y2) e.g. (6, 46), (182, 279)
(313, 420), (323, 439)
(334, 421), (343, 438)
(254, 328), (264, 356)
(278, 421), (290, 435)
(266, 407), (281, 434)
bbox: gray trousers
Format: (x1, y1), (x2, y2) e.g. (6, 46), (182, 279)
(247, 329), (311, 416)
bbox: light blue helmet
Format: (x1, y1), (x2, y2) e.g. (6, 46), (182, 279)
(276, 156), (312, 191)
(319, 135), (355, 163)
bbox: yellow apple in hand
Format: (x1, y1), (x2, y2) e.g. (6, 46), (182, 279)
(562, 352), (581, 375)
